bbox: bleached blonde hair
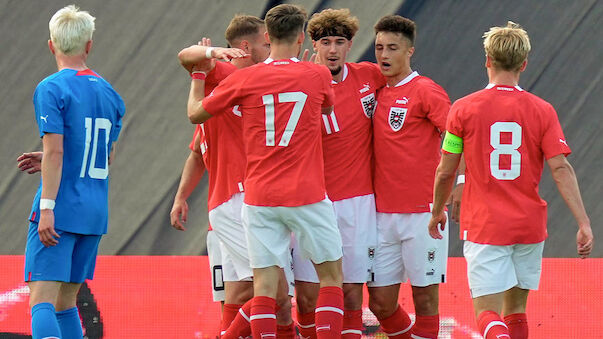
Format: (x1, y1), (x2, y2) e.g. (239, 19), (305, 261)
(483, 21), (530, 71)
(49, 5), (95, 55)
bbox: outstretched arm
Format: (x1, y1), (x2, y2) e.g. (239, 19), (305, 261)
(547, 154), (593, 258)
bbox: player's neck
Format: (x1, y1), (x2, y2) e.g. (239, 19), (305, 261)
(55, 54), (88, 71)
(268, 43), (301, 61)
(487, 68), (520, 87)
(386, 67), (413, 87)
(232, 57), (253, 69)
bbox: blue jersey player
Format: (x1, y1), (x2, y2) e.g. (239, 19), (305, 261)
(21, 5), (125, 339)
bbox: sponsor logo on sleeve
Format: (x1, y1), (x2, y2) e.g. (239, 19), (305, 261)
(40, 115), (48, 123)
(559, 138), (568, 147)
(388, 107), (407, 131)
(361, 93), (376, 118)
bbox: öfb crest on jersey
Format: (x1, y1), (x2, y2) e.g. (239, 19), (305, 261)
(388, 107), (407, 131)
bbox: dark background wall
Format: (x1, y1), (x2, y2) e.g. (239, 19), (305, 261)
(1, 0), (600, 257)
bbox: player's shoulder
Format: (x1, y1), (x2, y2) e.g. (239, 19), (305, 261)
(415, 75), (446, 91)
(347, 61), (379, 73)
(521, 89), (554, 110)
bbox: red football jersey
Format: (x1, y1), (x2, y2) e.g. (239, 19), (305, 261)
(322, 62), (385, 201)
(188, 61), (245, 211)
(447, 84), (571, 245)
(373, 72), (451, 213)
(202, 58), (335, 207)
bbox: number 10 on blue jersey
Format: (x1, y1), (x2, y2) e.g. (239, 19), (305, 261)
(80, 117), (112, 179)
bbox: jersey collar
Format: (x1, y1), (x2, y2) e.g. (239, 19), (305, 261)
(388, 70), (419, 87)
(486, 83), (524, 91)
(332, 64), (349, 84)
(264, 57), (300, 64)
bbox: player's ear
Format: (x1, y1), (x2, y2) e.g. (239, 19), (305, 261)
(485, 55), (492, 68)
(48, 40), (55, 55)
(348, 39), (353, 52)
(264, 31), (270, 44)
(519, 59), (528, 72)
(240, 40), (250, 53)
(85, 40), (93, 55)
(408, 46), (415, 58)
(297, 31), (305, 45)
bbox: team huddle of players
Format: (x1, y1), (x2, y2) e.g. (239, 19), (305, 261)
(169, 4), (593, 339)
(21, 4), (593, 339)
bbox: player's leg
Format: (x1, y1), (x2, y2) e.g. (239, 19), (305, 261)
(367, 213), (411, 339)
(501, 241), (544, 339)
(464, 241), (518, 339)
(28, 281), (62, 339)
(242, 203), (293, 339)
(25, 223), (77, 339)
(402, 212), (448, 339)
(502, 287), (529, 339)
(335, 194), (378, 339)
(275, 267), (295, 338)
(55, 233), (101, 339)
(288, 199), (344, 339)
(55, 282), (83, 339)
(292, 234), (320, 339)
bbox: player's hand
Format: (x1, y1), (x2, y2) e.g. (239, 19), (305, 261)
(17, 151), (43, 174)
(170, 199), (188, 231)
(38, 209), (60, 247)
(300, 49), (311, 62)
(209, 47), (248, 62)
(449, 183), (464, 223)
(576, 226), (593, 259)
(428, 211), (447, 239)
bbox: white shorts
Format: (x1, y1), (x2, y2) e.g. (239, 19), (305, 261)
(209, 193), (253, 282)
(210, 193), (295, 295)
(206, 230), (225, 302)
(292, 194), (377, 283)
(243, 198), (343, 270)
(368, 212), (448, 287)
(463, 240), (544, 298)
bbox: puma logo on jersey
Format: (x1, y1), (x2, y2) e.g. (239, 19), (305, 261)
(396, 97), (409, 105)
(40, 115), (49, 123)
(359, 83), (370, 93)
(559, 138), (568, 146)
(232, 105), (242, 117)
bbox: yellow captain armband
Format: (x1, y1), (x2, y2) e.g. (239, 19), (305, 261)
(442, 131), (463, 154)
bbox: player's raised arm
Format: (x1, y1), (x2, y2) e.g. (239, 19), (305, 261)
(38, 133), (63, 247)
(547, 154), (593, 258)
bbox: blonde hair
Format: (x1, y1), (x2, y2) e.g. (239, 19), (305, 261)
(225, 15), (265, 46)
(307, 8), (359, 41)
(49, 5), (95, 55)
(483, 21), (530, 71)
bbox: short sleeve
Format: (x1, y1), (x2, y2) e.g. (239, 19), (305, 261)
(111, 93), (126, 142)
(202, 69), (242, 116)
(189, 124), (202, 154)
(422, 81), (451, 132)
(446, 100), (465, 139)
(541, 105), (571, 159)
(33, 82), (64, 137)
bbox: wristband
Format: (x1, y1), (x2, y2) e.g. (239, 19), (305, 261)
(191, 71), (207, 80)
(40, 199), (55, 210)
(205, 47), (214, 59)
(456, 174), (465, 185)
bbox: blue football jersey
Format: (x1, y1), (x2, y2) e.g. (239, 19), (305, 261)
(29, 69), (125, 235)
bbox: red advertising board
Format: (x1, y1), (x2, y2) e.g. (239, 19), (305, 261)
(1, 256), (600, 338)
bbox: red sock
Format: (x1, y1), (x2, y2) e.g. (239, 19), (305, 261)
(221, 304), (243, 336)
(297, 311), (317, 339)
(412, 314), (439, 339)
(504, 313), (528, 339)
(342, 309), (363, 339)
(377, 305), (412, 339)
(222, 300), (252, 339)
(276, 322), (296, 339)
(477, 311), (510, 339)
(251, 296), (277, 339)
(315, 286), (344, 339)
